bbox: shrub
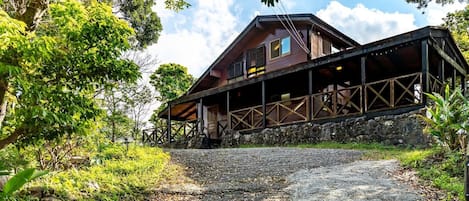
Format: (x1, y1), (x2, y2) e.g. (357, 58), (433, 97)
(421, 85), (469, 153)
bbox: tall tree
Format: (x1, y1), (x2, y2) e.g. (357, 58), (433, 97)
(150, 63), (194, 103)
(443, 5), (469, 62)
(0, 0), (140, 149)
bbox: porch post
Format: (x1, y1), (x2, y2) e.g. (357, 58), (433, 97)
(308, 69), (313, 121)
(360, 56), (366, 113)
(167, 103), (171, 143)
(226, 90), (230, 129)
(421, 40), (429, 105)
(453, 69), (457, 90)
(198, 98), (204, 135)
(462, 75), (466, 95)
(262, 80), (266, 129)
(438, 59), (445, 82)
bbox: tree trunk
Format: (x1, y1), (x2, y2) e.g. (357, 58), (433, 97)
(0, 79), (8, 129)
(8, 0), (50, 31)
(0, 128), (24, 150)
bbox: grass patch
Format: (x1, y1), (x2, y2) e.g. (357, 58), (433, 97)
(17, 145), (179, 201)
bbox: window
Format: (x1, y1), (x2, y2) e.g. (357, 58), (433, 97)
(228, 60), (243, 79)
(270, 36), (291, 59)
(246, 46), (266, 78)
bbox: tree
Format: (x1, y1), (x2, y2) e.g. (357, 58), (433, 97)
(150, 63), (194, 103)
(149, 63), (194, 128)
(0, 0), (140, 149)
(122, 84), (153, 138)
(443, 5), (469, 62)
(1, 0), (190, 49)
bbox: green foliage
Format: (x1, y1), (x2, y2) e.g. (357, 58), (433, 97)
(420, 86), (469, 152)
(0, 168), (48, 199)
(444, 5), (469, 62)
(0, 0), (140, 149)
(399, 148), (464, 200)
(150, 63), (194, 103)
(21, 145), (176, 200)
(118, 0), (162, 49)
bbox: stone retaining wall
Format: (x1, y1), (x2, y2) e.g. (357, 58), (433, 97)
(221, 110), (431, 148)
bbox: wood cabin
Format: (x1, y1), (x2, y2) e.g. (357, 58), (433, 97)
(144, 14), (469, 146)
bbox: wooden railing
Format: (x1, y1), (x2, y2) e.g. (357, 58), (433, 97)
(312, 85), (362, 119)
(142, 120), (199, 146)
(230, 105), (263, 131)
(365, 72), (422, 112)
(428, 74), (444, 94)
(266, 96), (309, 127)
(228, 72), (426, 131)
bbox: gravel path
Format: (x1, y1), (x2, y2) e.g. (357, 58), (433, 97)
(153, 148), (426, 201)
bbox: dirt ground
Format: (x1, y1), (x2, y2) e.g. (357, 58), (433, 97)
(150, 148), (442, 201)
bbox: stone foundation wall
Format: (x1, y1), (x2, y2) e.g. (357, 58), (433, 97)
(221, 110), (431, 148)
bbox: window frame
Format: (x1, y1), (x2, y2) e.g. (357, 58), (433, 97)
(270, 36), (291, 60)
(227, 60), (244, 80)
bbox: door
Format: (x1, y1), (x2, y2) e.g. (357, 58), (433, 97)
(207, 105), (219, 139)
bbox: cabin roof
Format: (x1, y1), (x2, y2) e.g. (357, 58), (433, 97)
(185, 13), (361, 95)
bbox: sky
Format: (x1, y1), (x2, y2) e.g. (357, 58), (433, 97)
(146, 0), (467, 78)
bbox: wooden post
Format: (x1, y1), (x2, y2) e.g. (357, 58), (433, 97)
(262, 80), (266, 128)
(227, 90), (231, 129)
(453, 69), (457, 90)
(421, 40), (429, 105)
(308, 69), (313, 121)
(198, 98), (204, 135)
(462, 75), (466, 96)
(167, 103), (171, 143)
(361, 56), (366, 113)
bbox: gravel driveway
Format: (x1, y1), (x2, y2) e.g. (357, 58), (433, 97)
(153, 148), (426, 201)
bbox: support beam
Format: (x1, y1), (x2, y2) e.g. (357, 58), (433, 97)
(227, 91), (231, 129)
(262, 81), (266, 129)
(360, 56), (366, 113)
(167, 103), (171, 143)
(198, 98), (204, 135)
(308, 69), (313, 121)
(439, 59), (445, 83)
(462, 75), (466, 95)
(428, 40), (466, 76)
(421, 40), (429, 105)
(453, 69), (457, 90)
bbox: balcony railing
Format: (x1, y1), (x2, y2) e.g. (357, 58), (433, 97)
(228, 72), (437, 132)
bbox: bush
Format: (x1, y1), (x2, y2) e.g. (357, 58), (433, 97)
(421, 85), (469, 152)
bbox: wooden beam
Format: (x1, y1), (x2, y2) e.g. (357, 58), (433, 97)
(198, 98), (204, 135)
(360, 56), (366, 113)
(227, 91), (231, 129)
(174, 103), (197, 117)
(453, 69), (457, 90)
(428, 40), (466, 76)
(308, 69), (313, 121)
(262, 80), (266, 129)
(462, 76), (466, 95)
(421, 40), (429, 105)
(167, 103), (171, 142)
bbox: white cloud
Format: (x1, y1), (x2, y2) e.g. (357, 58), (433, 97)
(147, 0), (239, 77)
(316, 1), (417, 44)
(423, 1), (467, 25)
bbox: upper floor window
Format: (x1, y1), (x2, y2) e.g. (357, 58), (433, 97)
(270, 36), (291, 59)
(247, 46), (266, 78)
(228, 60), (244, 79)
